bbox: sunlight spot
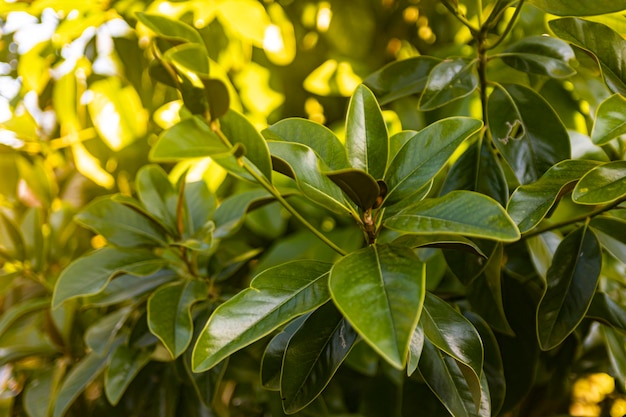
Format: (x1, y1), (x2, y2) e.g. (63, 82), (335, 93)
(263, 24), (284, 53)
(92, 102), (121, 149)
(0, 130), (23, 149)
(317, 3), (332, 32)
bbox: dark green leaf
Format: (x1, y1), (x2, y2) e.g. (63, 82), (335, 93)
(392, 234), (486, 258)
(384, 117), (483, 206)
(261, 316), (307, 391)
(488, 83), (570, 184)
(24, 369), (56, 417)
(345, 84), (388, 180)
(326, 168), (380, 210)
(419, 58), (478, 110)
(213, 189), (278, 238)
(587, 292), (626, 334)
(163, 43), (210, 79)
(52, 248), (166, 308)
(573, 161), (626, 205)
(75, 197), (168, 247)
(203, 78), (230, 121)
(182, 180), (217, 238)
(329, 244), (425, 369)
(0, 298), (49, 339)
(0, 211), (25, 261)
(421, 293), (483, 391)
(268, 141), (350, 214)
(602, 326), (626, 392)
(104, 344), (152, 405)
(148, 280), (208, 358)
(281, 302), (358, 414)
(507, 159), (600, 233)
(363, 56), (441, 105)
(550, 18), (626, 94)
(441, 141), (509, 206)
(537, 225), (602, 350)
(220, 110), (273, 182)
(528, 0), (626, 16)
(385, 191), (520, 242)
(83, 270), (176, 307)
(590, 216), (626, 264)
(85, 307), (132, 355)
(262, 118), (349, 170)
(407, 323), (424, 376)
(499, 36), (575, 78)
(136, 165), (178, 236)
(591, 94), (626, 145)
(192, 260), (332, 372)
(136, 12), (204, 45)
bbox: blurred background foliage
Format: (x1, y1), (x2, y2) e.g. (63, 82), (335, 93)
(2, 0), (626, 416)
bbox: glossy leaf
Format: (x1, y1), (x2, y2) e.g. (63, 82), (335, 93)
(587, 292), (626, 334)
(591, 94), (626, 145)
(203, 78), (230, 121)
(385, 191), (520, 242)
(75, 197), (168, 247)
(529, 0), (626, 16)
(499, 36), (575, 78)
(441, 141), (509, 206)
(537, 225), (602, 350)
(590, 216), (626, 264)
(392, 234), (486, 258)
(213, 189), (278, 238)
(329, 244), (426, 369)
(421, 293), (484, 391)
(136, 165), (178, 236)
(418, 338), (484, 417)
(550, 18), (626, 94)
(192, 261), (332, 372)
(507, 160), (600, 233)
(105, 344), (152, 405)
(384, 117), (483, 206)
(603, 326), (626, 392)
(281, 302), (358, 414)
(573, 161), (626, 205)
(0, 298), (49, 338)
(52, 248), (165, 308)
(220, 109), (273, 182)
(419, 58), (478, 110)
(52, 339), (122, 417)
(150, 116), (231, 161)
(136, 12), (204, 45)
(148, 280), (208, 358)
(364, 56), (441, 105)
(269, 141), (350, 214)
(326, 168), (380, 210)
(163, 43), (210, 80)
(345, 84), (388, 180)
(85, 307), (132, 355)
(262, 118), (349, 170)
(24, 369), (56, 417)
(407, 323), (425, 376)
(261, 316), (307, 391)
(83, 271), (176, 307)
(488, 83), (570, 184)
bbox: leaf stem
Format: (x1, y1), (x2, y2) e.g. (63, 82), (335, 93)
(210, 122), (348, 257)
(486, 0), (525, 51)
(440, 0), (479, 34)
(521, 198), (626, 240)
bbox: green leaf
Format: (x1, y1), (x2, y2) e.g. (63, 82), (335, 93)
(0, 211), (25, 261)
(573, 161), (626, 205)
(52, 339), (122, 417)
(0, 298), (49, 339)
(220, 109), (273, 182)
(507, 160), (600, 233)
(192, 260), (332, 372)
(203, 78), (230, 121)
(418, 338), (484, 417)
(136, 12), (204, 45)
(326, 168), (381, 210)
(363, 56), (441, 105)
(85, 307), (132, 355)
(392, 234), (487, 258)
(24, 369), (57, 417)
(385, 191), (520, 242)
(537, 224), (602, 350)
(281, 302), (358, 414)
(602, 326), (626, 392)
(421, 293), (483, 391)
(384, 117), (483, 206)
(268, 141), (350, 214)
(550, 18), (626, 94)
(83, 271), (176, 307)
(345, 84), (388, 180)
(148, 280), (208, 358)
(213, 189), (278, 238)
(407, 323), (425, 376)
(183, 180), (217, 236)
(261, 316), (307, 391)
(75, 197), (168, 247)
(528, 0), (626, 16)
(329, 244), (426, 369)
(591, 94), (626, 145)
(488, 83), (571, 184)
(499, 36), (575, 78)
(419, 58), (478, 110)
(105, 344), (152, 405)
(587, 292), (626, 334)
(149, 116), (231, 161)
(136, 165), (178, 236)
(262, 118), (349, 170)
(441, 141), (509, 206)
(163, 43), (210, 80)
(52, 248), (166, 308)
(590, 216), (626, 264)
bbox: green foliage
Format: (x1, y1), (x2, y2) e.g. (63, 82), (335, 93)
(2, 1), (626, 416)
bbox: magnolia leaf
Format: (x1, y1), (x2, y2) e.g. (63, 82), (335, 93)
(326, 168), (380, 210)
(529, 0), (626, 16)
(591, 94), (626, 145)
(419, 58), (478, 110)
(587, 292), (626, 334)
(136, 12), (204, 45)
(573, 161), (626, 205)
(105, 344), (152, 405)
(500, 36), (575, 78)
